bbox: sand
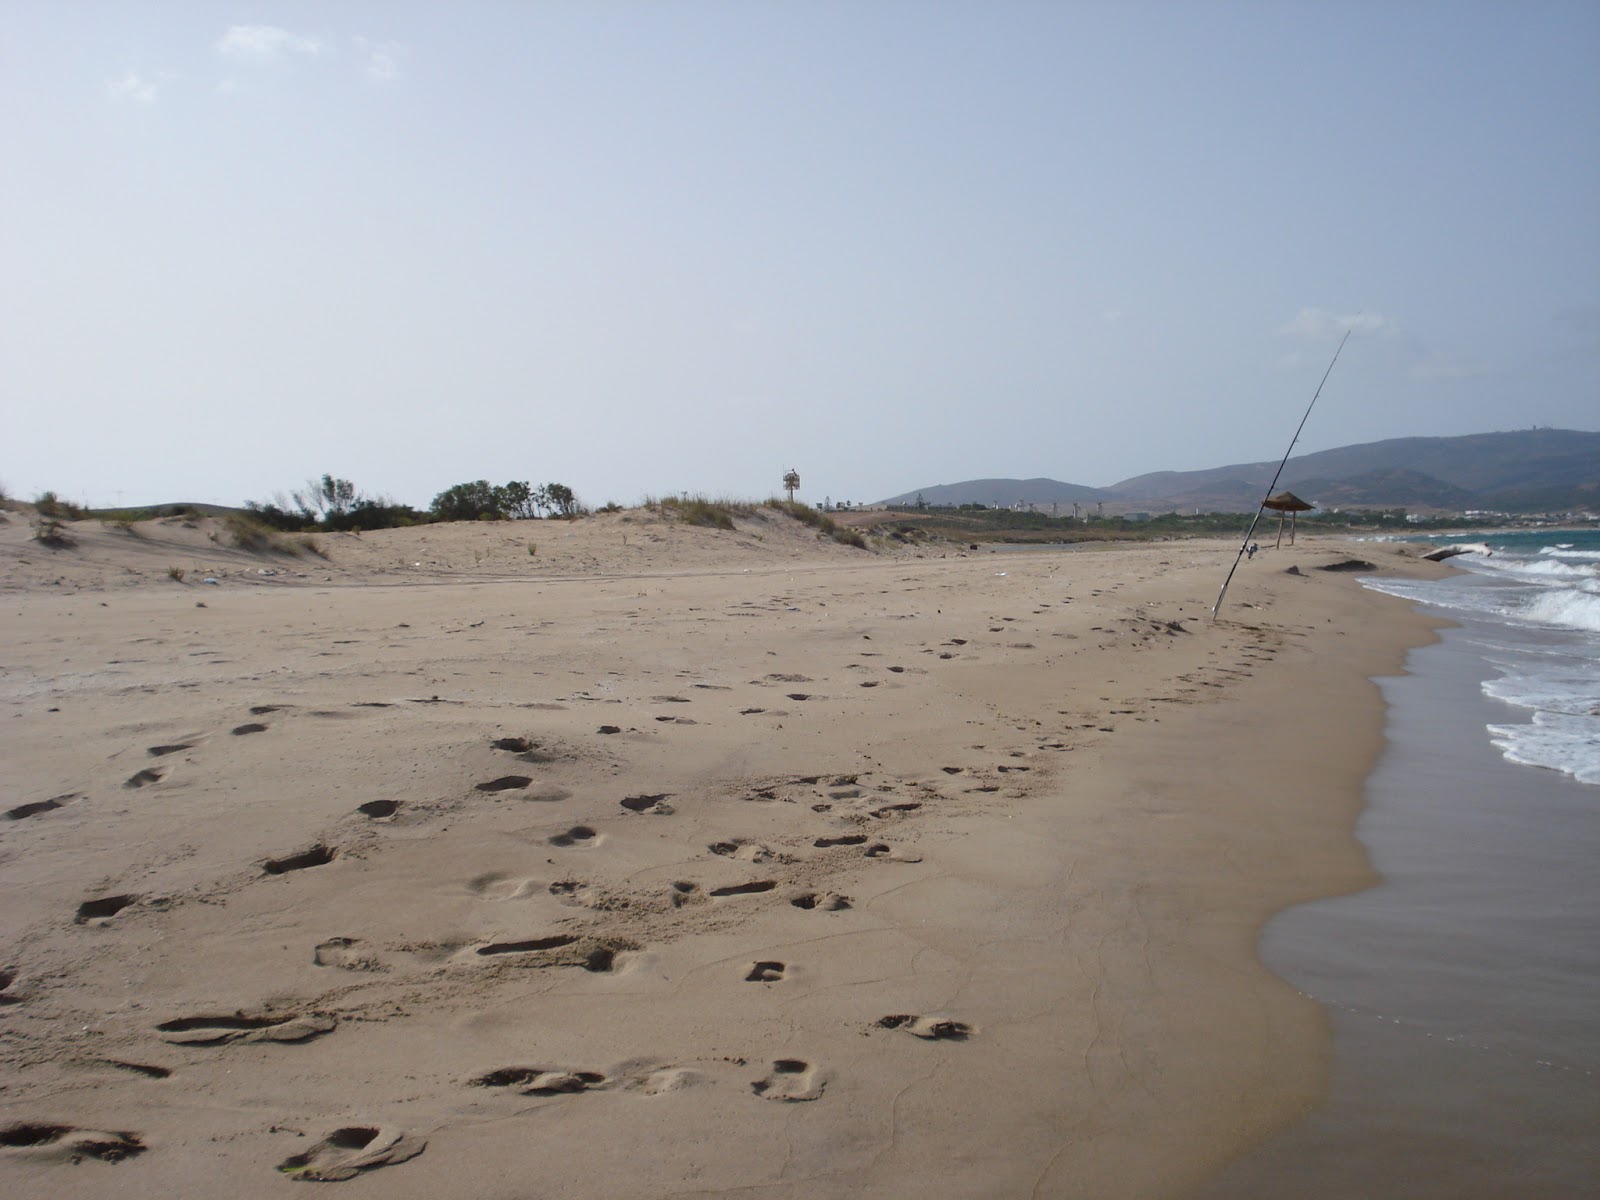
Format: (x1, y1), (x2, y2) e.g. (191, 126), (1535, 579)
(0, 509), (1447, 1197)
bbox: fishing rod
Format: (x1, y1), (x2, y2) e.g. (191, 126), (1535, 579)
(1211, 324), (1355, 619)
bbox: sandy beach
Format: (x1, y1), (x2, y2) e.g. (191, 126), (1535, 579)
(0, 508), (1447, 1197)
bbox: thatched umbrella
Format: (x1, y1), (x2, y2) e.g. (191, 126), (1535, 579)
(1262, 490), (1314, 547)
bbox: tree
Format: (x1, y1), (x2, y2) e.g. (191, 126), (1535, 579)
(431, 480), (503, 522)
(498, 481), (538, 520)
(294, 475), (358, 521)
(544, 482), (578, 518)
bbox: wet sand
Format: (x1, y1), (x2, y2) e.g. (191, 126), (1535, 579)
(1189, 621), (1600, 1199)
(1, 512), (1444, 1196)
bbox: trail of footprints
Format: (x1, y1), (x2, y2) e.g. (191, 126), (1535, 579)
(12, 667), (1044, 1177)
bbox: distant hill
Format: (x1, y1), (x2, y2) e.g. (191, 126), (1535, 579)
(878, 477), (1112, 510)
(878, 429), (1600, 514)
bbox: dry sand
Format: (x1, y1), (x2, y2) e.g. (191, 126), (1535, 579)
(0, 509), (1448, 1197)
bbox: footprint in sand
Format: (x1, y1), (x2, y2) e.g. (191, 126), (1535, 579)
(123, 767), (165, 789)
(669, 881), (704, 908)
(313, 938), (384, 971)
(75, 895), (139, 925)
(469, 1066), (606, 1094)
(745, 961), (786, 982)
(709, 839), (776, 862)
(263, 845), (336, 875)
(357, 799), (400, 819)
(146, 741), (196, 757)
(813, 834), (868, 848)
(476, 775), (533, 793)
(277, 1126), (425, 1182)
(877, 1014), (972, 1040)
(548, 825), (598, 848)
(709, 880), (777, 898)
(99, 1059), (171, 1079)
(0, 1122), (146, 1163)
(870, 801), (923, 819)
(790, 891), (851, 911)
(463, 934), (625, 972)
(620, 793), (674, 815)
(475, 934), (578, 956)
(231, 722), (269, 736)
(493, 736), (559, 762)
(468, 873), (540, 901)
(864, 842), (923, 863)
(156, 1012), (335, 1045)
(751, 1059), (826, 1102)
(8, 793), (75, 820)
(549, 880), (598, 907)
(628, 1067), (700, 1095)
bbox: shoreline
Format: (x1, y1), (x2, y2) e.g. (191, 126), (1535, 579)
(1, 526), (1446, 1196)
(1191, 596), (1599, 1198)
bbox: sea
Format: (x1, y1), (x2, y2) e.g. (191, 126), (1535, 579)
(1192, 528), (1599, 1199)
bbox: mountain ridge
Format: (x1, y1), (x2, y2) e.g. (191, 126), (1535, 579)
(877, 428), (1600, 513)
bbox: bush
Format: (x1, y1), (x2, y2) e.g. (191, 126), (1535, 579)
(764, 499), (868, 550)
(243, 501), (314, 532)
(657, 494), (750, 531)
(34, 491), (86, 520)
(324, 500), (424, 532)
(224, 513), (304, 555)
(431, 480), (504, 522)
(31, 516), (75, 547)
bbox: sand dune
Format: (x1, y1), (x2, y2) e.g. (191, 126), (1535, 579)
(0, 511), (1445, 1197)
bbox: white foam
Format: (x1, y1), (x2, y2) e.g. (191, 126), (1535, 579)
(1488, 712), (1600, 786)
(1482, 670), (1599, 716)
(1539, 545), (1600, 561)
(1517, 588), (1600, 634)
(1484, 558), (1599, 584)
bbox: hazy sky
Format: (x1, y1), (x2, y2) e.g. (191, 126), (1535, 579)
(4, 1), (1597, 510)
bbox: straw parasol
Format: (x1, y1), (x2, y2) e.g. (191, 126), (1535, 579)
(1261, 490), (1314, 547)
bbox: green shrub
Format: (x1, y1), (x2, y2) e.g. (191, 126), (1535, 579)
(763, 499), (868, 549)
(833, 527), (868, 549)
(31, 516), (74, 547)
(658, 494), (749, 531)
(34, 491), (86, 520)
(225, 513), (308, 555)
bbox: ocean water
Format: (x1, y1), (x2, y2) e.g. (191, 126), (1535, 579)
(1364, 528), (1600, 786)
(1191, 528), (1600, 1198)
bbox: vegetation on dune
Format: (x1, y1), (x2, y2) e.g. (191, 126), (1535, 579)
(764, 499), (868, 549)
(33, 490), (88, 520)
(31, 516), (75, 547)
(428, 479), (582, 522)
(647, 495), (753, 531)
